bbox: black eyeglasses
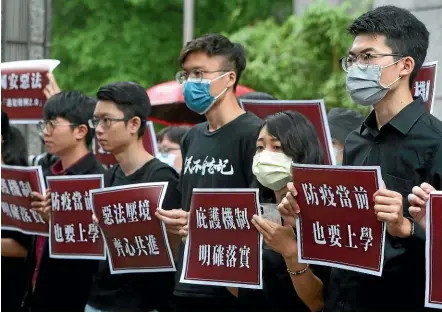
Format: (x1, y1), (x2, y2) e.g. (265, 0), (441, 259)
(37, 120), (77, 132)
(88, 117), (126, 129)
(340, 53), (404, 72)
(175, 69), (228, 84)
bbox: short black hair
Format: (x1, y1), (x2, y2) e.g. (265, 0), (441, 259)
(97, 82), (151, 137)
(2, 126), (28, 166)
(260, 111), (323, 165)
(1, 110), (10, 139)
(179, 33), (246, 90)
(44, 91), (97, 146)
(157, 126), (191, 145)
(348, 5), (429, 89)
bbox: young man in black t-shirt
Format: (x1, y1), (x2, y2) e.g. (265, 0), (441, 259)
(156, 34), (262, 312)
(24, 91), (106, 311)
(86, 82), (181, 312)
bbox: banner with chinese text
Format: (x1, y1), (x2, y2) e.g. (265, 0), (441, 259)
(90, 182), (175, 274)
(1, 59), (60, 123)
(1, 165), (48, 236)
(93, 121), (159, 168)
(46, 175), (105, 260)
(293, 164), (385, 276)
(181, 188), (263, 289)
(239, 99), (334, 165)
(425, 191), (442, 309)
(412, 61), (438, 113)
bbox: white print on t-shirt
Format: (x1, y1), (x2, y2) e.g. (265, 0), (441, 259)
(183, 156), (234, 176)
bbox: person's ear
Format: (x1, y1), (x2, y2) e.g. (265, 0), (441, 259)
(399, 56), (414, 79)
(75, 124), (88, 141)
(225, 71), (237, 89)
(128, 116), (142, 136)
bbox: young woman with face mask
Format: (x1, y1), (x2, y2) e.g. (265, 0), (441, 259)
(241, 111), (330, 312)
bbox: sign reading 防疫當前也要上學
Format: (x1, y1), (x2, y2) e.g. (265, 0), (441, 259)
(425, 191), (442, 309)
(1, 59), (60, 123)
(293, 164), (386, 277)
(1, 165), (48, 236)
(46, 174), (105, 260)
(181, 188), (263, 289)
(90, 182), (175, 274)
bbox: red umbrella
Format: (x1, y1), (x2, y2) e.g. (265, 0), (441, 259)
(147, 81), (254, 125)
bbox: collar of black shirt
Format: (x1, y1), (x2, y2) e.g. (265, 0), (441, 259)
(51, 152), (100, 176)
(360, 97), (427, 137)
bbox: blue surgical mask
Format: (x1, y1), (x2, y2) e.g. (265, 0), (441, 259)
(183, 72), (229, 115)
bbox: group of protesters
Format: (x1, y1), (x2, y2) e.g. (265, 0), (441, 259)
(1, 4), (441, 312)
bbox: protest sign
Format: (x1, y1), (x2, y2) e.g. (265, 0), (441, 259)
(412, 61), (438, 113)
(181, 189), (263, 289)
(1, 165), (48, 235)
(239, 99), (334, 165)
(46, 175), (105, 260)
(293, 164), (385, 276)
(425, 191), (442, 309)
(93, 121), (158, 168)
(1, 59), (60, 123)
(90, 182), (175, 274)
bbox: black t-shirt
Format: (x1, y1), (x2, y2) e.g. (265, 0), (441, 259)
(87, 158), (181, 312)
(238, 248), (331, 312)
(28, 153), (106, 312)
(174, 112), (262, 299)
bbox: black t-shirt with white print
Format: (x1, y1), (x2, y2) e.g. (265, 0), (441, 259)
(174, 112), (262, 299)
(87, 158), (181, 312)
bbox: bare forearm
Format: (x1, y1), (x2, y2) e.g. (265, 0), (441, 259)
(284, 255), (324, 312)
(1, 238), (27, 258)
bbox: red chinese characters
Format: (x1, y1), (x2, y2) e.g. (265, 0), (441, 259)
(239, 99), (334, 165)
(181, 189), (262, 289)
(1, 165), (48, 235)
(412, 61), (438, 113)
(425, 191), (442, 309)
(293, 164), (386, 276)
(93, 121), (159, 168)
(1, 59), (60, 122)
(90, 182), (175, 273)
(46, 175), (105, 259)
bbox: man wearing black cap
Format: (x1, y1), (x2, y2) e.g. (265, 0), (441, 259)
(327, 108), (365, 165)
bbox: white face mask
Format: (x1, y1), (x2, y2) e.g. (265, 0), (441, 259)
(157, 153), (176, 169)
(252, 150), (293, 191)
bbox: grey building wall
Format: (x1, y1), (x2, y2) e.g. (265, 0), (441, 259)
(1, 0), (52, 157)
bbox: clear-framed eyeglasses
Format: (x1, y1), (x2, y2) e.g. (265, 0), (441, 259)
(340, 53), (404, 72)
(175, 69), (227, 84)
(37, 120), (77, 132)
(88, 117), (126, 129)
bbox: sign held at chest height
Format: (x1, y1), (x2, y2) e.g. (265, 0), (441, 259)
(46, 174), (105, 260)
(1, 165), (48, 236)
(293, 164), (386, 276)
(181, 188), (263, 289)
(90, 182), (175, 274)
(425, 191), (442, 309)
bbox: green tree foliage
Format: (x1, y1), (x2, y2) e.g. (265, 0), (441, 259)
(50, 0), (290, 96)
(228, 1), (371, 114)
